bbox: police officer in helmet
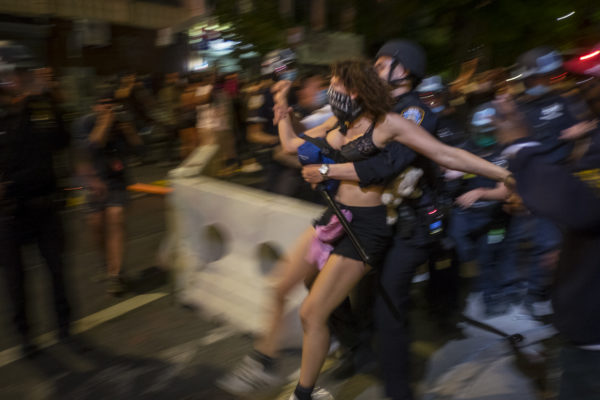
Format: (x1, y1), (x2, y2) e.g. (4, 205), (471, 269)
(373, 40), (437, 133)
(417, 75), (467, 147)
(302, 39), (442, 400)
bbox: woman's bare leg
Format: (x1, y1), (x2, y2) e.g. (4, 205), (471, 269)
(255, 226), (317, 358)
(297, 255), (369, 387)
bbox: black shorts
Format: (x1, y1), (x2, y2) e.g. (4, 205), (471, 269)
(87, 188), (128, 212)
(314, 203), (393, 267)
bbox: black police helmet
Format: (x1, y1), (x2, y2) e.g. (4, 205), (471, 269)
(376, 39), (426, 80)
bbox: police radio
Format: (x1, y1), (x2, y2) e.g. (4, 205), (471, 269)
(426, 206), (445, 237)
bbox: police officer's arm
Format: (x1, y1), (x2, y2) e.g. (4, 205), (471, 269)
(379, 113), (510, 183)
(456, 183), (510, 208)
(305, 142), (416, 185)
(476, 183), (510, 201)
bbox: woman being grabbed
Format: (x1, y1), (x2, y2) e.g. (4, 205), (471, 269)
(219, 60), (510, 400)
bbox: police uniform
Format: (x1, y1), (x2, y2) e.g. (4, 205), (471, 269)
(426, 110), (466, 319)
(448, 142), (514, 314)
(519, 91), (581, 163)
(507, 132), (600, 399)
(514, 90), (585, 304)
(0, 93), (71, 343)
(349, 91), (440, 400)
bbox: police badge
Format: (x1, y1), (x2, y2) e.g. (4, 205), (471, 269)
(401, 106), (425, 126)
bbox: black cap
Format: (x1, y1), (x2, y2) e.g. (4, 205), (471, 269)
(376, 39), (426, 79)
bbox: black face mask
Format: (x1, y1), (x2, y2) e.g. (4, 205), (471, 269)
(327, 87), (363, 134)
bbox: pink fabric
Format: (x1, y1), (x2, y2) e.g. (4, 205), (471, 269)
(306, 210), (352, 270)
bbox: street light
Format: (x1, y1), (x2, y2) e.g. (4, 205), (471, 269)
(556, 11), (575, 21)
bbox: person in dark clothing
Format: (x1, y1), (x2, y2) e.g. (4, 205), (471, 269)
(416, 75), (467, 321)
(246, 49), (302, 197)
(509, 46), (598, 314)
(446, 103), (515, 316)
(0, 46), (71, 356)
(503, 120), (600, 400)
(73, 91), (143, 295)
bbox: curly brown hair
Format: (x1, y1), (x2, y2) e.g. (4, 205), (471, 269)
(330, 59), (393, 121)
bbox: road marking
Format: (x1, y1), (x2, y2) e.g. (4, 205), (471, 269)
(199, 326), (237, 346)
(0, 292), (168, 369)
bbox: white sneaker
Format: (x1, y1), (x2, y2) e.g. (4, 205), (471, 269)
(216, 355), (282, 394)
(288, 387), (334, 400)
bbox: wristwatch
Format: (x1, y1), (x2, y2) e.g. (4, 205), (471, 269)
(318, 164), (330, 179)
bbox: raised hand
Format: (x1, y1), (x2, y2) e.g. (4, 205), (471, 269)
(271, 80), (293, 107)
(272, 104), (293, 126)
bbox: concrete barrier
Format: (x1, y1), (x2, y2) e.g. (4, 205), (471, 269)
(168, 174), (324, 348)
(168, 144), (221, 179)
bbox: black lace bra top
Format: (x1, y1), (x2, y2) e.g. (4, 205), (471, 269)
(339, 121), (378, 161)
(299, 121), (379, 163)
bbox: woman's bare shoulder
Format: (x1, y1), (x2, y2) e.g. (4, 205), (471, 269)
(373, 113), (410, 144)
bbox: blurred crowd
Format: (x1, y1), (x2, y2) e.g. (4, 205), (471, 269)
(0, 32), (599, 399)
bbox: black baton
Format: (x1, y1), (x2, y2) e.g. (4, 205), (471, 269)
(318, 185), (371, 265)
(318, 184), (405, 323)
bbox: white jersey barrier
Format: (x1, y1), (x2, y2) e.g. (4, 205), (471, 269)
(169, 173), (324, 348)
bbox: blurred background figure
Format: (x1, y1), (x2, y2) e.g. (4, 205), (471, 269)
(445, 102), (515, 317)
(156, 72), (184, 166)
(178, 73), (212, 159)
(246, 48), (303, 196)
(497, 85), (600, 400)
(507, 46), (596, 316)
(223, 72), (250, 169)
(417, 75), (467, 147)
(0, 42), (71, 356)
(72, 88), (143, 295)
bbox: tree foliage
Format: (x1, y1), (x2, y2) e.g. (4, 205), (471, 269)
(213, 0), (600, 74)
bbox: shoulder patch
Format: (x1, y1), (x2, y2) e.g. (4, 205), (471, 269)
(401, 106), (425, 126)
